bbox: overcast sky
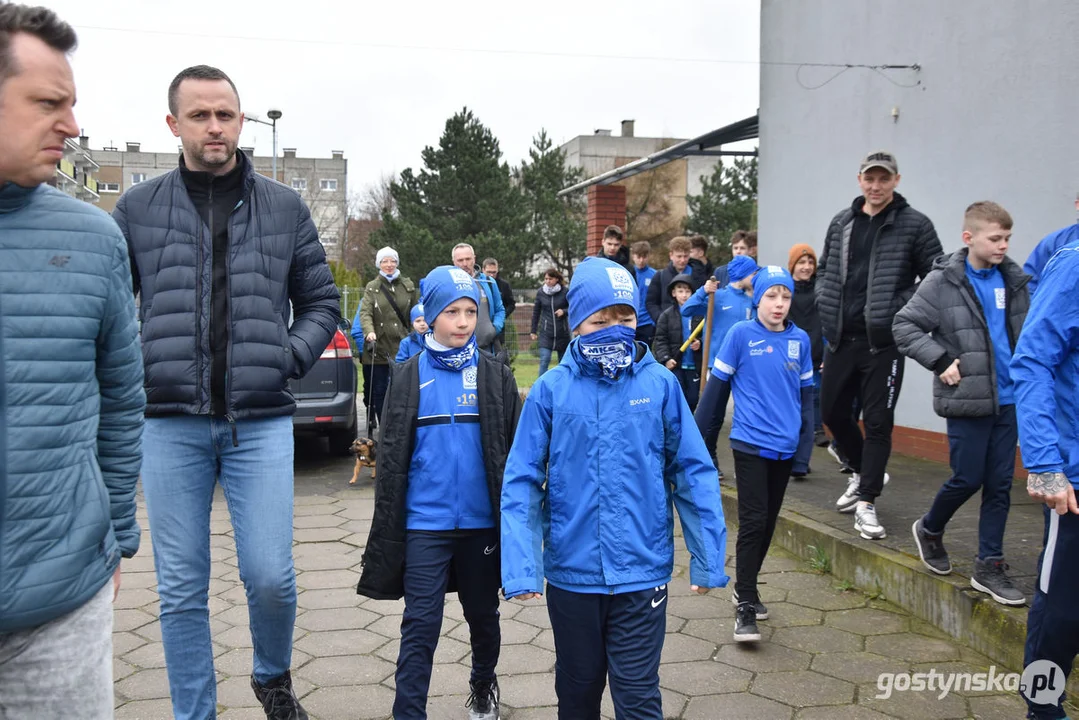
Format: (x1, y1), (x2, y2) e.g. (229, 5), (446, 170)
(50, 0), (761, 194)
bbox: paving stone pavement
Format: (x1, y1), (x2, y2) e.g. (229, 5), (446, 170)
(113, 437), (1032, 719)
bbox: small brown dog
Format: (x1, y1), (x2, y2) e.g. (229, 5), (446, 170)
(349, 437), (377, 485)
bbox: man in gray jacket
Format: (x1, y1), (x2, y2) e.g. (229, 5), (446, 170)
(0, 6), (145, 716)
(893, 201), (1028, 606)
(115, 65), (339, 719)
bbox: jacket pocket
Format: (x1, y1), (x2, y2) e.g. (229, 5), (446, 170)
(85, 448), (120, 568)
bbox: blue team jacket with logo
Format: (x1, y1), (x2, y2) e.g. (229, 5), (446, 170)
(682, 284), (754, 371)
(500, 340), (729, 597)
(405, 351), (493, 530)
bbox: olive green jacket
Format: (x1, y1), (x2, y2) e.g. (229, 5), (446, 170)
(360, 274), (419, 364)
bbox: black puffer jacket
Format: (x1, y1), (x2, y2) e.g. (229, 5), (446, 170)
(646, 262), (691, 325)
(652, 273), (704, 368)
(356, 350), (521, 600)
(531, 286), (570, 352)
(892, 249), (1030, 418)
(790, 277), (823, 367)
(116, 151), (340, 419)
(816, 193), (942, 350)
(595, 245), (634, 275)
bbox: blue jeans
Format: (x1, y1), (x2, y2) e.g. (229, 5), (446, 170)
(538, 346), (563, 376)
(922, 406), (1016, 560)
(142, 416), (297, 720)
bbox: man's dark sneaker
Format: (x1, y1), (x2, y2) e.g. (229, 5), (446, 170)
(734, 601), (761, 642)
(814, 430), (830, 448)
(791, 467), (811, 481)
(251, 671), (309, 720)
(731, 589), (768, 620)
(467, 677), (500, 720)
(971, 557), (1026, 606)
(911, 517), (952, 575)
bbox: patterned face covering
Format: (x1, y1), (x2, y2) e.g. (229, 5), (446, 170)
(577, 324), (635, 379)
(425, 334), (477, 371)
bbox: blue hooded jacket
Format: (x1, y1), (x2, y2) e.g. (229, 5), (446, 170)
(395, 332), (426, 363)
(500, 339), (728, 597)
(1023, 223), (1079, 295)
(681, 284), (754, 371)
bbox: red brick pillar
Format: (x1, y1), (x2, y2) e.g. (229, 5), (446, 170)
(586, 184), (627, 256)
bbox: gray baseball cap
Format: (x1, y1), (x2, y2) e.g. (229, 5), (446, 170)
(860, 151), (898, 174)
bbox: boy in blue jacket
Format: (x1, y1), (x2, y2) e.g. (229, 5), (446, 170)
(695, 266), (814, 643)
(501, 258), (727, 720)
(683, 255), (758, 478)
(357, 266), (521, 720)
(395, 304), (429, 362)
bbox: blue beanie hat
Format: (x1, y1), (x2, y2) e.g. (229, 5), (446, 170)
(420, 266), (479, 323)
(752, 265), (795, 305)
(727, 255), (758, 284)
(410, 303), (425, 324)
(567, 257), (638, 331)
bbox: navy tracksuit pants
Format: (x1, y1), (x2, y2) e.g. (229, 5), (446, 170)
(546, 583), (668, 720)
(1024, 508), (1079, 719)
(393, 529), (501, 720)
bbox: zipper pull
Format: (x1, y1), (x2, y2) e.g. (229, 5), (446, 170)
(225, 414), (239, 447)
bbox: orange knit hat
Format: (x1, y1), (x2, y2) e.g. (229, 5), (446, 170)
(788, 244), (817, 275)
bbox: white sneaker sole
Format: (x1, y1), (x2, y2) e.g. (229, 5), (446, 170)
(857, 528), (887, 540)
(970, 577), (1026, 606)
(734, 630), (761, 643)
(911, 520), (951, 575)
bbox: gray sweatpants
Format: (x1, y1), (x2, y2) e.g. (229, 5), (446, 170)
(0, 580), (114, 719)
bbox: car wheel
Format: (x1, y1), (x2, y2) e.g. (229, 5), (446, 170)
(327, 425), (357, 456)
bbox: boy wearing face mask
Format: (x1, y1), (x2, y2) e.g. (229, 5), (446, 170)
(357, 266), (521, 720)
(695, 266), (814, 644)
(500, 258), (727, 720)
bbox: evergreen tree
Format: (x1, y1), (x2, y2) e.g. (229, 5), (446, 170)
(685, 155), (758, 263)
(517, 129), (587, 280)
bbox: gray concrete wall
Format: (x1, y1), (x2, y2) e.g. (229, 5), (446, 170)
(758, 0), (1079, 432)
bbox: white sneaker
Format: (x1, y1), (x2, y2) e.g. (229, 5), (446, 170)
(836, 474), (860, 513)
(854, 502), (887, 540)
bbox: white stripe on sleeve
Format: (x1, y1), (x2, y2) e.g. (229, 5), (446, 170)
(1040, 511), (1060, 595)
(713, 358), (735, 375)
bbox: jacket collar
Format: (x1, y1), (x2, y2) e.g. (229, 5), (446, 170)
(939, 247), (1030, 290)
(0, 182), (40, 214)
(563, 336), (655, 379)
(177, 147), (255, 195)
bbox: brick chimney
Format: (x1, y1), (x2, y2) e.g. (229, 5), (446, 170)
(125, 142), (140, 152)
(585, 185), (627, 256)
(283, 148), (297, 159)
(621, 120), (635, 137)
(331, 150), (344, 161)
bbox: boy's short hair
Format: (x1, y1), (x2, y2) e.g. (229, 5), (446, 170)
(668, 236), (691, 254)
(730, 230), (748, 247)
(689, 235), (709, 252)
(590, 304), (636, 323)
(745, 231), (758, 249)
(964, 201), (1013, 232)
(630, 240), (651, 257)
(603, 225), (624, 242)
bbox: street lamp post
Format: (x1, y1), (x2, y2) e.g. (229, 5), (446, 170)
(246, 108), (283, 181)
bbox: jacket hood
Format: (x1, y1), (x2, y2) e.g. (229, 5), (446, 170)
(851, 191), (910, 216)
(666, 272), (695, 297)
(937, 247), (1030, 289)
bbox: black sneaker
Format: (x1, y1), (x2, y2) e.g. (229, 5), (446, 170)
(911, 518), (951, 575)
(467, 677), (500, 720)
(731, 590), (768, 619)
(734, 601), (761, 642)
(251, 671), (309, 720)
(971, 557), (1026, 606)
(814, 430), (830, 448)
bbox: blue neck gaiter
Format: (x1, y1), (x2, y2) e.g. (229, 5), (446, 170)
(576, 325), (636, 379)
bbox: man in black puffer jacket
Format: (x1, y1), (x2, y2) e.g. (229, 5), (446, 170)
(115, 65), (338, 720)
(815, 151), (943, 541)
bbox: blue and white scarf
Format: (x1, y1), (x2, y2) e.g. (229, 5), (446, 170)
(577, 325), (635, 379)
(425, 333), (477, 371)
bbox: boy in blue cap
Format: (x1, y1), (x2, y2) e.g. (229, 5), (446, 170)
(501, 258), (728, 720)
(395, 304), (429, 362)
(357, 266), (521, 720)
(695, 265), (814, 643)
(682, 254), (759, 479)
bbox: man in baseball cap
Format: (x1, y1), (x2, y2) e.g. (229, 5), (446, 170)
(859, 150), (899, 175)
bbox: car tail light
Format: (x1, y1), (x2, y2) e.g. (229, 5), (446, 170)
(320, 330), (352, 360)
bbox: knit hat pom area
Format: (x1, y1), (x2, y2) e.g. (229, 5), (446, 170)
(567, 257), (639, 331)
(420, 266), (480, 322)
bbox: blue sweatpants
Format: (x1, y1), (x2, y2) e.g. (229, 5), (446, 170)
(1024, 508), (1079, 719)
(546, 583), (667, 720)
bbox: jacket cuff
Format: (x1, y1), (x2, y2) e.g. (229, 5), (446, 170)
(932, 354), (956, 375)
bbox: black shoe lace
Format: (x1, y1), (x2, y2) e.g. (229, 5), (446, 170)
(467, 681), (497, 714)
(261, 686), (303, 719)
(987, 560), (1015, 587)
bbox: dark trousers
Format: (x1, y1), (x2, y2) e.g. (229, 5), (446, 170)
(394, 529), (501, 720)
(821, 339), (905, 502)
(922, 406), (1017, 560)
(733, 450), (793, 604)
(546, 583), (667, 720)
(369, 363), (390, 426)
(360, 361), (373, 425)
(635, 323), (655, 347)
(1024, 508), (1079, 719)
(673, 367), (700, 412)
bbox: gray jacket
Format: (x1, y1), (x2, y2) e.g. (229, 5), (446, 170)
(892, 249), (1030, 417)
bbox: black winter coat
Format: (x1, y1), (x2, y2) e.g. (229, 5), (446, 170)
(790, 277), (824, 367)
(531, 287), (570, 352)
(815, 193), (943, 351)
(116, 150), (340, 419)
(356, 350), (522, 600)
(652, 305), (704, 369)
(595, 245), (634, 275)
(892, 250), (1030, 418)
(646, 263), (692, 326)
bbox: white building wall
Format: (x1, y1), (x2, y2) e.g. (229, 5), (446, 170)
(758, 0), (1079, 432)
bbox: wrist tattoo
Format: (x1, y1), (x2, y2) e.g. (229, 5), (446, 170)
(1028, 472), (1069, 495)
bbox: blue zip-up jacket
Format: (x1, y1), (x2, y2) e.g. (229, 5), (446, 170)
(350, 299), (365, 354)
(1012, 239), (1079, 488)
(406, 349), (493, 530)
(634, 265), (657, 326)
(395, 332), (425, 363)
(1023, 223), (1079, 295)
(500, 340), (728, 597)
(474, 273), (506, 333)
(1, 184), (145, 632)
(681, 284), (754, 370)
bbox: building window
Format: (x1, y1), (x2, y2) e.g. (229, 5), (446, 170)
(291, 178), (307, 191)
(100, 182), (120, 193)
(320, 178), (338, 191)
(131, 173), (146, 185)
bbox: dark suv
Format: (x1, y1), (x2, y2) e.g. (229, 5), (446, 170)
(290, 319), (358, 455)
